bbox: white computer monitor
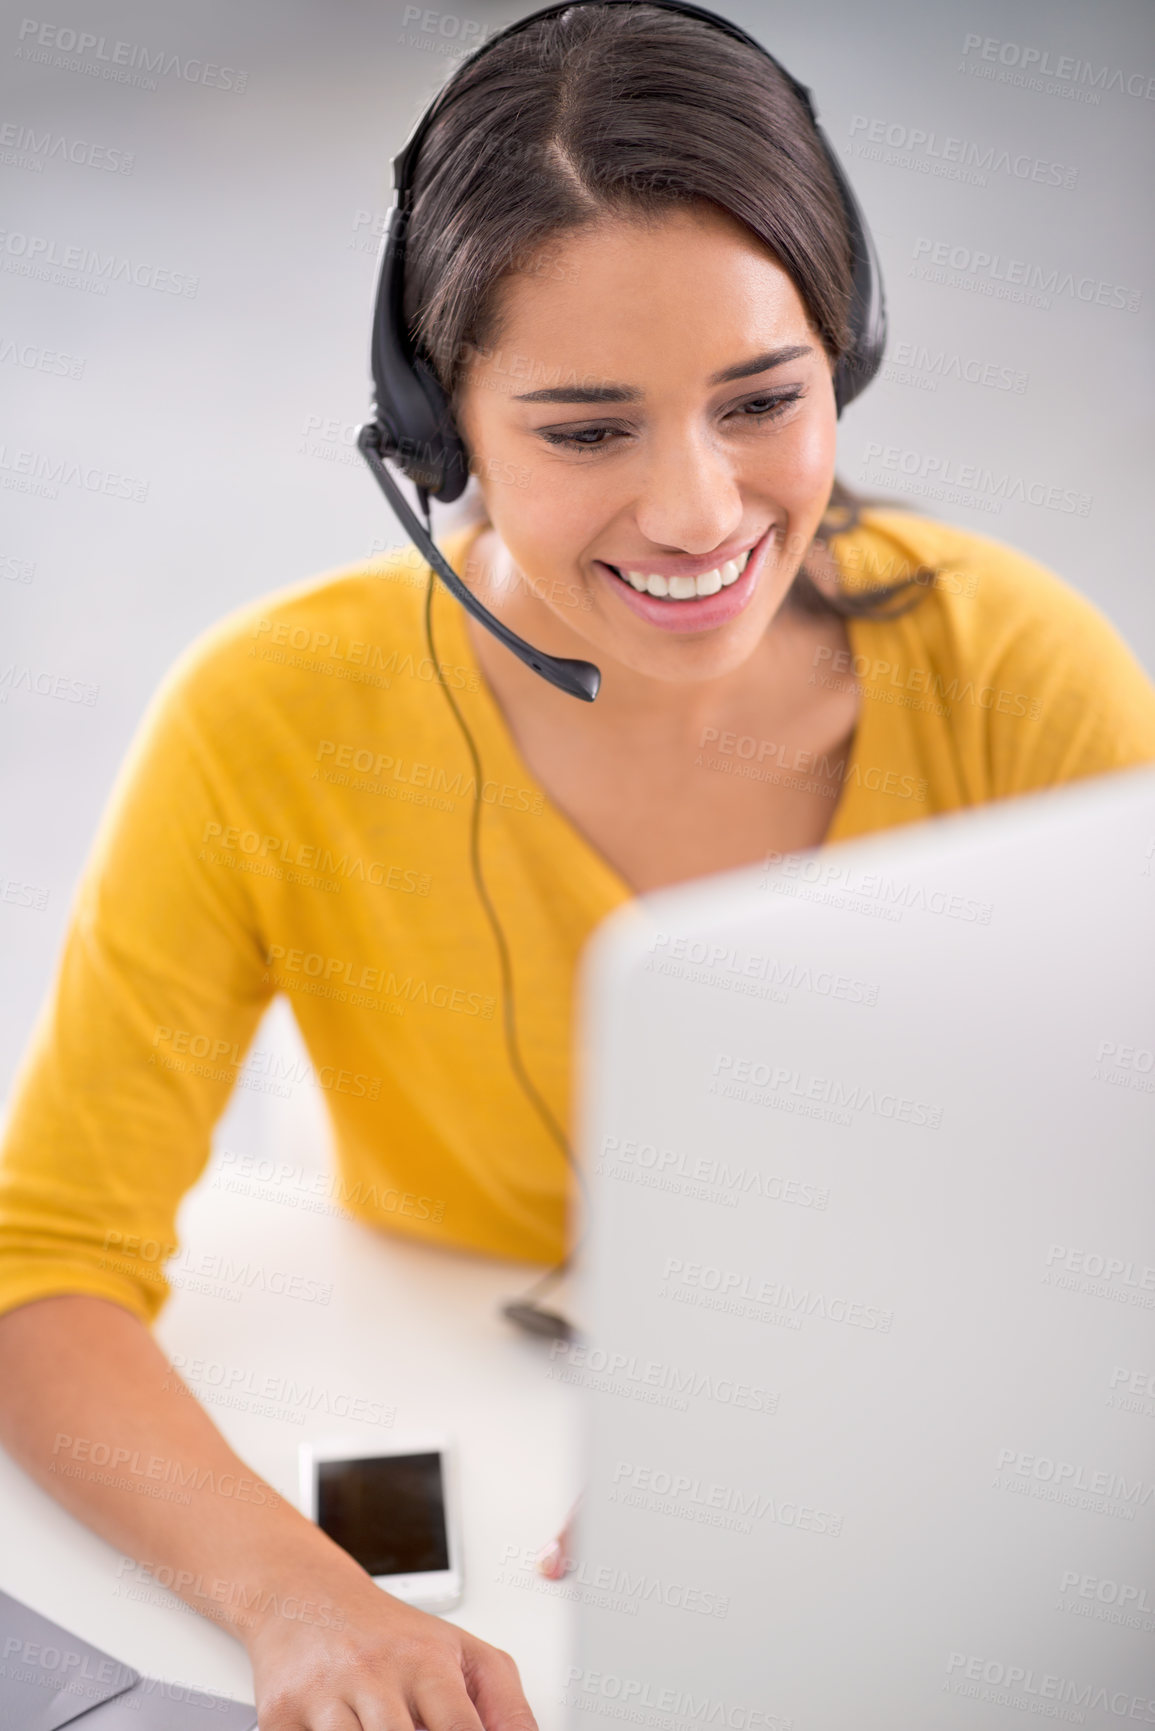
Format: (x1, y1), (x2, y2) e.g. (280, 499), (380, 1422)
(569, 765), (1155, 1731)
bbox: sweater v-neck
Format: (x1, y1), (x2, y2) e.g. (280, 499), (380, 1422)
(428, 521), (872, 908)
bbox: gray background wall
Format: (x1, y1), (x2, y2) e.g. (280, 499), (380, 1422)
(2, 0), (1153, 1090)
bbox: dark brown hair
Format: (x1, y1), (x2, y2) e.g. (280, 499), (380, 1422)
(402, 1), (931, 621)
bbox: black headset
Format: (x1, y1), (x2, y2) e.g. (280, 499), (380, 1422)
(357, 0), (887, 705)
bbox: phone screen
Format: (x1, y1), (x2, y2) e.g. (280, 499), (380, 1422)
(316, 1452), (450, 1577)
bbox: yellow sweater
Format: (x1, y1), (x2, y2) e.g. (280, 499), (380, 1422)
(2, 511), (1154, 1324)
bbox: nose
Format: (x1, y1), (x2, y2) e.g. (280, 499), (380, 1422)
(631, 424), (744, 556)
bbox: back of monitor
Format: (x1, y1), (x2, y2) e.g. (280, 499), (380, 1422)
(570, 768), (1155, 1731)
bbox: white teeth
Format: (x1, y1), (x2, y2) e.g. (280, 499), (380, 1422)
(620, 547), (753, 602)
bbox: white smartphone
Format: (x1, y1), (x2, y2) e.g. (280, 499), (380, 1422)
(299, 1435), (463, 1611)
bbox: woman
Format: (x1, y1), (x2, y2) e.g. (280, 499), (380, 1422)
(1, 2), (1153, 1726)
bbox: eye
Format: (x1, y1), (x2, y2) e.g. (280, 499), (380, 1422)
(534, 387), (806, 453)
(730, 387), (806, 422)
(538, 424), (624, 450)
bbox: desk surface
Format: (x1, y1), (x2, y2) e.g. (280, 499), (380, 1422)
(0, 1013), (578, 1724)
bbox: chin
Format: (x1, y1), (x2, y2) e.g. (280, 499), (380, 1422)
(614, 623), (770, 685)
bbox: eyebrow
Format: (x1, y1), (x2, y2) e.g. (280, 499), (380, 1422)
(512, 345), (814, 404)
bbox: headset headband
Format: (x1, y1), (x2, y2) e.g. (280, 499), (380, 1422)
(390, 0), (822, 205)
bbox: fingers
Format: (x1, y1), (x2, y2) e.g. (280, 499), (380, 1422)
(411, 1674), (488, 1731)
(261, 1701), (364, 1731)
(249, 1578), (531, 1731)
(537, 1494), (581, 1579)
(464, 1643), (540, 1731)
(309, 1710), (364, 1731)
(346, 1691), (414, 1731)
(535, 1534), (566, 1579)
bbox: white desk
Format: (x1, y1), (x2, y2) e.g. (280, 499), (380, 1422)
(0, 1002), (579, 1724)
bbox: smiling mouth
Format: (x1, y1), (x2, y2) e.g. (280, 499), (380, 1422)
(604, 549), (754, 601)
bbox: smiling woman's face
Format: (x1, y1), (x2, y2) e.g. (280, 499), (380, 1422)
(454, 199), (839, 687)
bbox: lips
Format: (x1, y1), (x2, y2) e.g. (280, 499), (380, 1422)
(608, 548), (752, 600)
(594, 523), (776, 633)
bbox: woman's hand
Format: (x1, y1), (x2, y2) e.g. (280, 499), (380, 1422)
(0, 1298), (541, 1730)
(248, 1561), (539, 1731)
(535, 1498), (579, 1581)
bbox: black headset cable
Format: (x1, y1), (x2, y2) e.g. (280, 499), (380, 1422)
(418, 503), (587, 1343)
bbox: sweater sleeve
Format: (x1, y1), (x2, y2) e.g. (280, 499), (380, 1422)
(976, 547), (1155, 798)
(849, 512), (1155, 805)
(0, 642), (275, 1325)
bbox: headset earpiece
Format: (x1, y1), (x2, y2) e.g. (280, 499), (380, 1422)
(411, 356), (470, 503)
(369, 205), (470, 501)
(825, 149), (887, 416)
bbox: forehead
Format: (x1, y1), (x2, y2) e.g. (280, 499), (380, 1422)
(473, 204), (814, 389)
